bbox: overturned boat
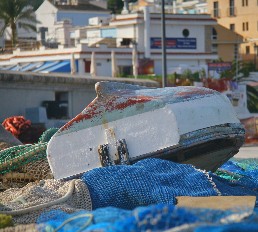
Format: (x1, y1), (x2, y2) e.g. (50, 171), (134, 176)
(47, 81), (245, 179)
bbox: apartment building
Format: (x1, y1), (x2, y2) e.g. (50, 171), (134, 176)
(207, 0), (258, 68)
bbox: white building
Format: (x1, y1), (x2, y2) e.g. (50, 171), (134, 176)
(35, 0), (110, 46)
(81, 8), (217, 76)
(0, 6), (218, 77)
(130, 0), (207, 14)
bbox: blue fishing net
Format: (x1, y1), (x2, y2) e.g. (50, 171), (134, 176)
(81, 158), (218, 210)
(213, 158), (258, 207)
(37, 205), (258, 232)
(36, 158), (258, 231)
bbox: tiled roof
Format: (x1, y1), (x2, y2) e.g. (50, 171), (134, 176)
(55, 3), (110, 12)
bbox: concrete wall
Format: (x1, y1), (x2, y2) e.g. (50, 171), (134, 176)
(0, 71), (158, 123)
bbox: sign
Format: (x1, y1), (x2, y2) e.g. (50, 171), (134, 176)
(150, 37), (196, 49)
(208, 62), (232, 73)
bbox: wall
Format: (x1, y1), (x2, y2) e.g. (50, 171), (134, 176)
(0, 71), (158, 123)
(207, 0), (258, 59)
(57, 11), (110, 27)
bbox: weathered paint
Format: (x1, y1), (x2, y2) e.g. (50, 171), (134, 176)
(47, 81), (244, 179)
(57, 81), (216, 136)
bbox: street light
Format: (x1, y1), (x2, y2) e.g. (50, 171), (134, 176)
(161, 0), (167, 87)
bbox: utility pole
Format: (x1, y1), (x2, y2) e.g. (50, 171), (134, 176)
(161, 0), (167, 87)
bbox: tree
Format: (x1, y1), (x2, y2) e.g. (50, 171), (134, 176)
(28, 0), (44, 10)
(107, 0), (137, 14)
(0, 0), (38, 48)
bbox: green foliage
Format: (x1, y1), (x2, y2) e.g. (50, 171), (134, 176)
(125, 74), (177, 87)
(247, 85), (258, 113)
(107, 0), (138, 14)
(220, 60), (255, 80)
(29, 0), (44, 10)
(0, 214), (13, 229)
(107, 0), (124, 14)
(0, 0), (39, 47)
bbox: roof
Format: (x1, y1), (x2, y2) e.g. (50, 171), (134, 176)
(54, 3), (110, 12)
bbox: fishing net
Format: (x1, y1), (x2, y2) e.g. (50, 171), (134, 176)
(36, 204), (258, 232)
(0, 128), (58, 190)
(0, 179), (92, 225)
(33, 158), (258, 231)
(0, 146), (257, 231)
(81, 158), (220, 210)
(213, 158), (258, 207)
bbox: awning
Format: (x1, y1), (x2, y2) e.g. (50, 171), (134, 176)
(41, 60), (70, 73)
(32, 61), (60, 72)
(0, 65), (17, 71)
(21, 62), (44, 71)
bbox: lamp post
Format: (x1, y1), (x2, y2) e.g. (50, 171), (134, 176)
(254, 44), (257, 70)
(161, 0), (167, 87)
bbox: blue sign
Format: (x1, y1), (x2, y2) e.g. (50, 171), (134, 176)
(208, 62), (232, 73)
(150, 37), (196, 49)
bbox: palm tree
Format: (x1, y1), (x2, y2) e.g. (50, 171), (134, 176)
(0, 0), (38, 48)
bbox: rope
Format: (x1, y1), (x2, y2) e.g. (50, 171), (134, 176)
(53, 213), (93, 232)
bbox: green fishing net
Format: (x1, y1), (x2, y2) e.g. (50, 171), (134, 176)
(0, 128), (58, 190)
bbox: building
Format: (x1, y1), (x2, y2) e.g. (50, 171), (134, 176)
(0, 9), (218, 77)
(35, 0), (110, 46)
(212, 24), (243, 62)
(207, 0), (258, 69)
(131, 0), (208, 14)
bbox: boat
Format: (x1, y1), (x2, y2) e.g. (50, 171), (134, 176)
(47, 81), (245, 179)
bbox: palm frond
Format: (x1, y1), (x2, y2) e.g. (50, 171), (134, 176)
(18, 22), (37, 32)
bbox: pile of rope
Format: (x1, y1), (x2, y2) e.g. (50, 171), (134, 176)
(2, 116), (31, 139)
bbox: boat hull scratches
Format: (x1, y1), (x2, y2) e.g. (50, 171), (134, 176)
(129, 123), (245, 172)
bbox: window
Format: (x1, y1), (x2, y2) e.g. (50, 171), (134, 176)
(230, 24), (235, 31)
(242, 0), (248, 6)
(212, 28), (217, 40)
(213, 1), (219, 17)
(243, 22), (249, 31)
(229, 0), (235, 16)
(212, 44), (218, 53)
(246, 46), (250, 54)
(182, 29), (189, 37)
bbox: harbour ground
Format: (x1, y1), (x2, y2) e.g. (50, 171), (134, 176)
(235, 145), (258, 159)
